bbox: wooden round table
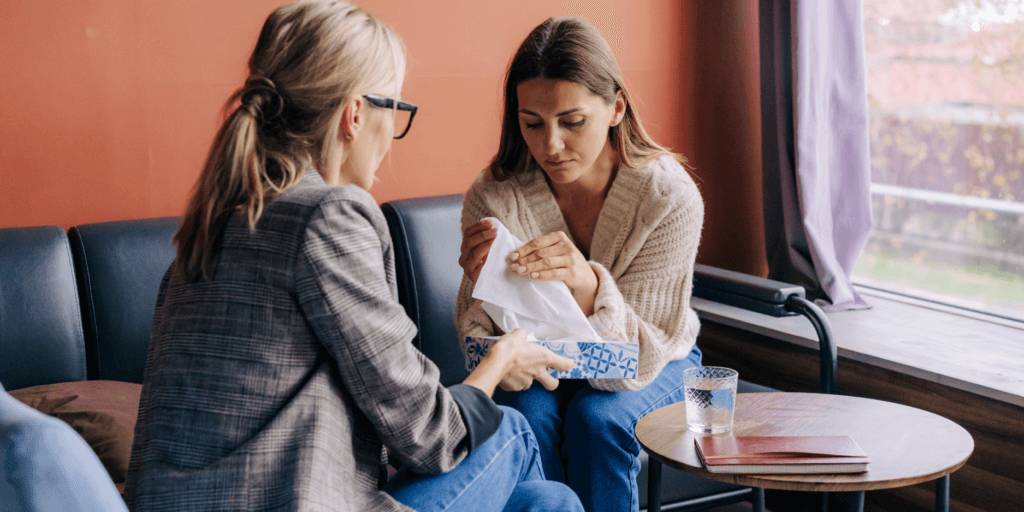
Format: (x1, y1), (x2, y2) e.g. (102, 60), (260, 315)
(636, 393), (973, 512)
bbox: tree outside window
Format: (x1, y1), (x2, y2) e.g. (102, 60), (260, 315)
(858, 0), (1024, 321)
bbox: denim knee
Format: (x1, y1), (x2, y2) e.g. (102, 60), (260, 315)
(564, 391), (631, 444)
(494, 406), (542, 461)
(502, 481), (584, 512)
(497, 406), (532, 435)
(494, 385), (561, 423)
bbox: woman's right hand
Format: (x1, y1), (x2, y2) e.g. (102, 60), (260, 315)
(492, 329), (574, 392)
(458, 219), (498, 284)
(462, 329), (574, 396)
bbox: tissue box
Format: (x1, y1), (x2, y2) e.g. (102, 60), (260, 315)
(464, 336), (639, 379)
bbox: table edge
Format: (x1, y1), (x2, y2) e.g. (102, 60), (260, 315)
(637, 438), (973, 492)
(635, 393), (976, 492)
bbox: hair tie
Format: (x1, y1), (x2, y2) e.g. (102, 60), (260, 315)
(240, 76), (285, 123)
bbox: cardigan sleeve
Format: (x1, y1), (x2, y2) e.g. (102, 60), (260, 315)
(454, 178), (503, 344)
(295, 191), (499, 474)
(585, 181), (704, 392)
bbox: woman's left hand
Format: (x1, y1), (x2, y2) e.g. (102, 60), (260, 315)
(509, 231), (599, 315)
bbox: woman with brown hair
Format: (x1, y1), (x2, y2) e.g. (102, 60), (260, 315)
(123, 2), (583, 511)
(456, 17), (705, 512)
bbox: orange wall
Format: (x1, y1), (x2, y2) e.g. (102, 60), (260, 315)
(685, 0), (767, 276)
(0, 0), (764, 274)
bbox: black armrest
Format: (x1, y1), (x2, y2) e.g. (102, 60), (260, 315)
(692, 264), (837, 394)
(693, 264), (804, 317)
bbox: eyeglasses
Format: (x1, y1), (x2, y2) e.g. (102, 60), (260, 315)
(363, 94), (418, 139)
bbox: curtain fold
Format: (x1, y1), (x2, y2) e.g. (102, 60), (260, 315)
(760, 0), (873, 311)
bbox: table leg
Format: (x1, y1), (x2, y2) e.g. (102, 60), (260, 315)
(752, 487), (765, 512)
(822, 491), (830, 512)
(936, 475), (949, 512)
(648, 459), (662, 512)
(848, 491), (865, 512)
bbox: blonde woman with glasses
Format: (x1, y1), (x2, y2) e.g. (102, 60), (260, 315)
(123, 2), (582, 511)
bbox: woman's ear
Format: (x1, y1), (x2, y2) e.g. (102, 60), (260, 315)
(339, 96), (365, 141)
(610, 92), (626, 127)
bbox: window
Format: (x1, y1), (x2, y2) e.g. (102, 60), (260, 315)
(857, 0), (1024, 322)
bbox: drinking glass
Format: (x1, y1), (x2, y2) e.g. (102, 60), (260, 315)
(683, 366), (739, 434)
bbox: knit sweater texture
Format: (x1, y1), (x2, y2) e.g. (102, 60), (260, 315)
(455, 155), (704, 391)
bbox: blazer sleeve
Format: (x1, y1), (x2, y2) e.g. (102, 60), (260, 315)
(294, 192), (494, 475)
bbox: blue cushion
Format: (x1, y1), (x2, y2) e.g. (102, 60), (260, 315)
(0, 383), (128, 512)
(68, 217), (179, 383)
(0, 226), (86, 390)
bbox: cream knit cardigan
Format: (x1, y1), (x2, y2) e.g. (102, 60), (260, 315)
(455, 155), (704, 392)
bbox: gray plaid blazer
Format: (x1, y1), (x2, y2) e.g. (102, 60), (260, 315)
(124, 171), (493, 511)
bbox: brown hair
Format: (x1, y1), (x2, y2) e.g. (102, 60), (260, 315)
(174, 0), (405, 281)
(491, 17), (686, 181)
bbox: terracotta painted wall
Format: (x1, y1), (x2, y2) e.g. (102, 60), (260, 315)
(684, 0), (767, 276)
(0, 0), (764, 274)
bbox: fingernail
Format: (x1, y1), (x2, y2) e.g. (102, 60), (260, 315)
(511, 252), (519, 260)
(530, 272), (539, 278)
(510, 263), (519, 271)
(517, 267), (527, 274)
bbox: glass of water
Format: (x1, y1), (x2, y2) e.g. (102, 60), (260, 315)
(683, 366), (738, 434)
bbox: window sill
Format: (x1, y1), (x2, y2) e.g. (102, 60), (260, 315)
(691, 286), (1024, 408)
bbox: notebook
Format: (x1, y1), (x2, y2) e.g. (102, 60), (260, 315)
(694, 436), (870, 474)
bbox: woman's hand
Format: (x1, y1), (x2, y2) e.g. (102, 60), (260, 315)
(509, 231), (599, 315)
(458, 219), (498, 284)
(462, 329), (574, 396)
(492, 329), (574, 392)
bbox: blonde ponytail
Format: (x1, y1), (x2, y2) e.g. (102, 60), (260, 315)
(173, 0), (405, 281)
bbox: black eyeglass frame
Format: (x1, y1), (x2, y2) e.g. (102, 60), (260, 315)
(363, 94), (418, 139)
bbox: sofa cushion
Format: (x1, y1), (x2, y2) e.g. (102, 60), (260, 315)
(69, 217), (179, 383)
(9, 380), (142, 489)
(382, 195), (469, 386)
(0, 226), (87, 390)
(1, 383), (129, 512)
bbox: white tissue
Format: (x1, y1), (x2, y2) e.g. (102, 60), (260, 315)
(471, 218), (601, 342)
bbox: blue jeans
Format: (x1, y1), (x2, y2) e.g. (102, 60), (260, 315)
(384, 406), (583, 512)
(494, 347), (702, 512)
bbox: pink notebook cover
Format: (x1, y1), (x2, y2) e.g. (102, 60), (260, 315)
(695, 436), (869, 472)
(692, 438), (868, 473)
(697, 436), (866, 458)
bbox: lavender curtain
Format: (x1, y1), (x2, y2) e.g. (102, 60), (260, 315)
(760, 0), (872, 311)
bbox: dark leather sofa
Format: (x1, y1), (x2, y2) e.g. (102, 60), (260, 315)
(1, 218), (179, 494)
(2, 195), (784, 510)
(0, 218), (178, 391)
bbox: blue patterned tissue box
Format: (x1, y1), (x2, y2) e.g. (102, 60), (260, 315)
(464, 337), (639, 379)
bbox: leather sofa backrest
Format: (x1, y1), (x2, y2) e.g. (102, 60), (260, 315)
(68, 217), (179, 383)
(382, 195), (468, 386)
(0, 226), (87, 390)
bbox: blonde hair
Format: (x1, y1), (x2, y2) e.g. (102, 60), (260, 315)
(175, 0), (406, 281)
(492, 17), (687, 180)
